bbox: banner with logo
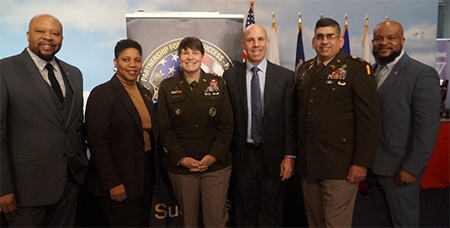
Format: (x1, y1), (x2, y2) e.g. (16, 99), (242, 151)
(126, 12), (244, 102)
(126, 12), (243, 227)
(436, 39), (450, 109)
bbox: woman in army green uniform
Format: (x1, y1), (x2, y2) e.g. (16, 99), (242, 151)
(157, 37), (233, 227)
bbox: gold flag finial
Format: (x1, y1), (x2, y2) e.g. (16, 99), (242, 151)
(298, 12), (302, 31)
(320, 13), (323, 19)
(365, 14), (369, 25)
(272, 12), (275, 24)
(386, 13), (389, 21)
(345, 14), (348, 25)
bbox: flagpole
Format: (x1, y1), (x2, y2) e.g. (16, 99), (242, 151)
(362, 14), (371, 63)
(268, 12), (280, 64)
(296, 12), (305, 69)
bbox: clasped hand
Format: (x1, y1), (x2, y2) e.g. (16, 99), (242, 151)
(180, 155), (217, 172)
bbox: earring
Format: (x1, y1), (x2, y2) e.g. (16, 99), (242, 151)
(113, 66), (117, 72)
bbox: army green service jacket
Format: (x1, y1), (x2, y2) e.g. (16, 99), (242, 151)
(296, 49), (380, 180)
(158, 70), (233, 174)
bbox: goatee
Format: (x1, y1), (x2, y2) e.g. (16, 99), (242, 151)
(372, 50), (401, 65)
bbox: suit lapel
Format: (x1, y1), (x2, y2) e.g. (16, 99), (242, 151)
(139, 84), (158, 139)
(20, 50), (63, 122)
(57, 59), (77, 130)
(237, 63), (248, 116)
(264, 62), (276, 113)
(377, 54), (409, 98)
(112, 76), (143, 132)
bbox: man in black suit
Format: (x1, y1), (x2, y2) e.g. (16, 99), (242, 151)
(0, 14), (88, 227)
(223, 23), (297, 227)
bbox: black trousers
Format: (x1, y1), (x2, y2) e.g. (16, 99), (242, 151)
(234, 147), (286, 227)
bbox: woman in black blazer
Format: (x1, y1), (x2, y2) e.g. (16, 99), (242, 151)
(85, 39), (159, 227)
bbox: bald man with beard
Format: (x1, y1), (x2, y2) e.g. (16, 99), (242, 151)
(0, 14), (88, 227)
(366, 20), (440, 227)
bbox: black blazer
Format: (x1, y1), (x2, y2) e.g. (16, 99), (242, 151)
(85, 75), (159, 199)
(223, 61), (297, 177)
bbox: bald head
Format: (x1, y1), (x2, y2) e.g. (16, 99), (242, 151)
(243, 24), (268, 41)
(27, 14), (63, 61)
(372, 20), (405, 64)
(241, 24), (269, 66)
(29, 14), (63, 34)
(373, 20), (404, 37)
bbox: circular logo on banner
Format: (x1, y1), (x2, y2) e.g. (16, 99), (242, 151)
(138, 38), (233, 102)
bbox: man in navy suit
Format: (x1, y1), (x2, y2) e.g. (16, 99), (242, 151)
(0, 14), (88, 227)
(367, 20), (441, 227)
(223, 24), (296, 227)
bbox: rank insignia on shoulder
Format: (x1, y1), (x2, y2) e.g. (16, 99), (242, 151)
(209, 107), (217, 117)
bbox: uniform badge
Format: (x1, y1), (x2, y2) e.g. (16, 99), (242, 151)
(171, 86), (183, 94)
(175, 109), (181, 115)
(338, 81), (346, 86)
(209, 107), (217, 117)
(205, 79), (220, 96)
(328, 65), (347, 80)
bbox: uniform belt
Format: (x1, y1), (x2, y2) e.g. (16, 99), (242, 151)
(247, 142), (263, 150)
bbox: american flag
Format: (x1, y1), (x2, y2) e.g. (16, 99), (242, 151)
(243, 0), (255, 60)
(246, 0), (255, 27)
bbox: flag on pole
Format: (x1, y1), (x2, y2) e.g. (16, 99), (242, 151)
(268, 13), (280, 65)
(243, 0), (255, 61)
(246, 0), (255, 27)
(295, 13), (305, 69)
(343, 15), (351, 55)
(362, 15), (371, 63)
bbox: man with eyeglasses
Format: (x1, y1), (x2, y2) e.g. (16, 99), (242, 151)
(366, 20), (440, 227)
(296, 18), (380, 227)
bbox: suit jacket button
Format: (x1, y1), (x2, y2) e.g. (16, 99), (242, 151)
(342, 138), (347, 142)
(309, 99), (314, 103)
(195, 124), (199, 128)
(312, 87), (317, 91)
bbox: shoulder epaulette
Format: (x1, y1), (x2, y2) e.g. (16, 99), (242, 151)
(350, 55), (368, 63)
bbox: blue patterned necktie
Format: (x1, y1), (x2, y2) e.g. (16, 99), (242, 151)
(251, 67), (263, 144)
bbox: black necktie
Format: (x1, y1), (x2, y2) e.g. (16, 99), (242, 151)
(250, 67), (263, 144)
(45, 63), (64, 103)
(316, 62), (325, 74)
(190, 81), (198, 91)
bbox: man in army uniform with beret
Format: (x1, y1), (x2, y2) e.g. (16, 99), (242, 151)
(296, 18), (380, 227)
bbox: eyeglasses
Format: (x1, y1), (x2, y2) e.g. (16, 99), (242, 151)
(314, 34), (339, 41)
